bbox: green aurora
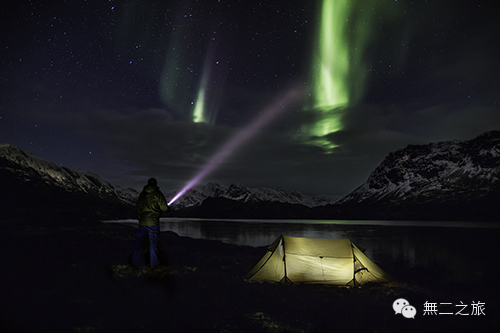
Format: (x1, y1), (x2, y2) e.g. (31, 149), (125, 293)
(303, 0), (381, 151)
(157, 0), (397, 150)
(193, 76), (208, 123)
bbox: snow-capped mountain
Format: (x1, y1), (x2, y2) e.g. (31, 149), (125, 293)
(5, 129), (497, 222)
(0, 143), (337, 219)
(167, 182), (338, 209)
(335, 131), (500, 221)
(0, 143), (139, 205)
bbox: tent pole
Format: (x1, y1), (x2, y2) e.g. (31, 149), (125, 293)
(352, 244), (357, 287)
(282, 236), (288, 284)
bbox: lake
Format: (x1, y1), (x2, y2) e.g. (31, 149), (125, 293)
(104, 218), (500, 284)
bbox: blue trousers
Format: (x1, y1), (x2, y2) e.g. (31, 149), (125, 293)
(131, 225), (160, 267)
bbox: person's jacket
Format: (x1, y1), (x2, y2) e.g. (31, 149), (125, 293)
(136, 184), (169, 226)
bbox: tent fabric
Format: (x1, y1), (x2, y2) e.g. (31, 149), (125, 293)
(247, 235), (392, 286)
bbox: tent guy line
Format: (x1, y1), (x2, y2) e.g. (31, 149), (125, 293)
(247, 235), (392, 286)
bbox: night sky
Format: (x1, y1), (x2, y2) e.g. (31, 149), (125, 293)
(1, 0), (499, 197)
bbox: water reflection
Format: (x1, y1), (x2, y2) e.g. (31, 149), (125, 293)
(106, 218), (499, 284)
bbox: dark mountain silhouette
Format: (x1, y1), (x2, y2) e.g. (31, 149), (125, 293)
(326, 131), (500, 221)
(2, 130), (500, 222)
(0, 143), (137, 220)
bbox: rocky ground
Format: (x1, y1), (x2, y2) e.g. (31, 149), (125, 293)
(1, 216), (498, 332)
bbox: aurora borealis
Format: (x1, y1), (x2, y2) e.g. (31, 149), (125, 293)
(307, 0), (350, 130)
(303, 0), (401, 150)
(169, 86), (304, 205)
(1, 0), (499, 197)
(301, 0), (350, 150)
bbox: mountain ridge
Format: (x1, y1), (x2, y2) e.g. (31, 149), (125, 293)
(0, 143), (137, 220)
(2, 131), (499, 221)
(338, 131), (500, 205)
(0, 143), (337, 220)
(166, 182), (339, 210)
(0, 143), (139, 205)
(331, 131), (500, 221)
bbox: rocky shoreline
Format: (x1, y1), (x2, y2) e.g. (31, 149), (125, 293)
(1, 217), (498, 332)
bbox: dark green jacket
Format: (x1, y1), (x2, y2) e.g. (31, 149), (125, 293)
(136, 184), (169, 226)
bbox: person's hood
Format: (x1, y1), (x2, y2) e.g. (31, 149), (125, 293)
(143, 184), (159, 193)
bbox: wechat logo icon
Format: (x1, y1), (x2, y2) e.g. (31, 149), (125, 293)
(393, 298), (417, 319)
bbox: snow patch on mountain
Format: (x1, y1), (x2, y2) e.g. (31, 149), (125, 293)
(167, 182), (339, 209)
(0, 143), (139, 205)
(337, 131), (500, 205)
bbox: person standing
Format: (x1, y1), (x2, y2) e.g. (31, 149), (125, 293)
(131, 178), (169, 268)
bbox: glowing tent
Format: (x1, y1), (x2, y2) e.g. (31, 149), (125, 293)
(247, 235), (392, 286)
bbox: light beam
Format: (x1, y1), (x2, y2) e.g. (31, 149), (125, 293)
(168, 86), (304, 206)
